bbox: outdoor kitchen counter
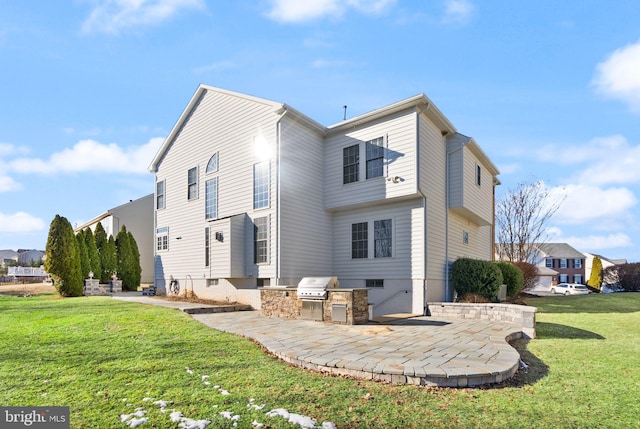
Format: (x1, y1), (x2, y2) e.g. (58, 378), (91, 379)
(260, 287), (369, 325)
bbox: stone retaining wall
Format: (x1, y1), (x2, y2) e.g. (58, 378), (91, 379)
(83, 279), (123, 296)
(427, 302), (537, 338)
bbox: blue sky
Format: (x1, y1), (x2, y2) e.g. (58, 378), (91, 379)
(1, 0), (640, 262)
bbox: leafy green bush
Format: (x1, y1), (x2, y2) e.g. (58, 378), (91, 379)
(495, 262), (524, 297)
(44, 214), (83, 297)
(451, 258), (503, 301)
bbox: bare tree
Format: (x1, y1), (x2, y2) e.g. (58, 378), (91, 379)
(496, 180), (564, 263)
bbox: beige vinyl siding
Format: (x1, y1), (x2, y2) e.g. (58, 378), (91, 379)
(332, 199), (421, 279)
(324, 109), (418, 210)
(448, 140), (493, 226)
(278, 116), (332, 282)
(462, 146), (493, 224)
(447, 212), (493, 261)
(154, 89), (278, 283)
(417, 113), (448, 296)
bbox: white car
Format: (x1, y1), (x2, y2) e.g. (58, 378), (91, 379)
(551, 283), (590, 295)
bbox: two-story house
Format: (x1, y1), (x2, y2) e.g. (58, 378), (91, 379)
(534, 243), (586, 285)
(148, 85), (500, 317)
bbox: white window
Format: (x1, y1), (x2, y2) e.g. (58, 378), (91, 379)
(156, 227), (169, 251)
(254, 216), (269, 264)
(560, 259), (568, 269)
(366, 137), (385, 179)
(366, 279), (384, 288)
(156, 180), (165, 210)
(574, 258), (582, 269)
(351, 222), (368, 259)
(573, 274), (583, 284)
(204, 227), (210, 267)
(343, 144), (359, 184)
(187, 167), (198, 200)
(463, 231), (469, 245)
(545, 258), (553, 268)
(205, 178), (218, 220)
(559, 274), (568, 283)
(374, 219), (392, 258)
(253, 162), (269, 209)
(206, 152), (219, 173)
(476, 164), (482, 186)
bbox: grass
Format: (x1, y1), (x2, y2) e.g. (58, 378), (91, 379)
(0, 292), (638, 428)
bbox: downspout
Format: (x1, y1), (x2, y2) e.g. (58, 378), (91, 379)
(275, 107), (289, 286)
(415, 104), (429, 315)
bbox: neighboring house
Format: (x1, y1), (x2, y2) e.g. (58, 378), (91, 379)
(17, 249), (45, 265)
(584, 252), (627, 285)
(74, 194), (154, 284)
(533, 243), (586, 286)
(148, 85), (500, 316)
(0, 249), (19, 268)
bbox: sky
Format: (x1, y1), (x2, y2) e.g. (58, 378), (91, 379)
(1, 0), (640, 262)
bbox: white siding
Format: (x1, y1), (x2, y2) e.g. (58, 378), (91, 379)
(447, 139), (494, 226)
(324, 110), (419, 210)
(447, 212), (493, 262)
(278, 116), (332, 283)
(332, 199), (422, 316)
(417, 113), (449, 301)
(154, 89), (279, 297)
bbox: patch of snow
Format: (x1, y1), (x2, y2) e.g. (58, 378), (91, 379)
(201, 375), (209, 381)
(126, 417), (148, 428)
(170, 411), (184, 422)
(321, 422), (337, 429)
(265, 409), (318, 429)
(142, 397), (152, 402)
(220, 390), (230, 396)
(178, 418), (210, 429)
(252, 420), (264, 428)
(203, 381), (211, 386)
(185, 367), (194, 375)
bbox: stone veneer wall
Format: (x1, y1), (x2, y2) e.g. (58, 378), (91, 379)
(260, 288), (369, 325)
(427, 302), (537, 338)
(83, 279), (123, 296)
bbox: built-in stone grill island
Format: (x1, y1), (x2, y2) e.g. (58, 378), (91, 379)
(260, 277), (369, 325)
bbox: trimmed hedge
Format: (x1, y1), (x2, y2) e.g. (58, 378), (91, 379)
(451, 258), (503, 301)
(495, 261), (524, 297)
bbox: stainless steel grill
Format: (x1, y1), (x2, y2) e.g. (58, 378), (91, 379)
(297, 276), (339, 300)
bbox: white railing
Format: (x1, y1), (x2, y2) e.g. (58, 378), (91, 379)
(8, 266), (48, 277)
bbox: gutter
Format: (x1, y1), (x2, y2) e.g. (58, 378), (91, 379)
(415, 103), (430, 315)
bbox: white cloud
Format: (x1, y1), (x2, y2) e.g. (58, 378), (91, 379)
(0, 212), (46, 233)
(9, 137), (164, 175)
(442, 0), (475, 25)
(548, 229), (633, 252)
(81, 0), (205, 35)
(532, 135), (640, 186)
(0, 175), (22, 193)
(550, 184), (636, 225)
(265, 0), (395, 23)
(592, 39), (640, 113)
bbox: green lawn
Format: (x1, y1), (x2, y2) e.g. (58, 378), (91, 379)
(0, 293), (638, 428)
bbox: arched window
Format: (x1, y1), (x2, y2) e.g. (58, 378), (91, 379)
(206, 152), (219, 173)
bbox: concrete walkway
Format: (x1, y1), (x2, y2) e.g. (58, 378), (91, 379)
(113, 295), (523, 387)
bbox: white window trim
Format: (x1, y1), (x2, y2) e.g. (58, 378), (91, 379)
(350, 216), (395, 260)
(187, 166), (199, 201)
(156, 227), (169, 252)
(156, 179), (165, 210)
(206, 152), (219, 174)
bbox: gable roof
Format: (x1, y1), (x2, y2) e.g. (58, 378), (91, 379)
(535, 243), (584, 259)
(148, 85), (483, 174)
(148, 85), (324, 173)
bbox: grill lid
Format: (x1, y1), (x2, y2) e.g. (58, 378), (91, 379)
(297, 276), (339, 299)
